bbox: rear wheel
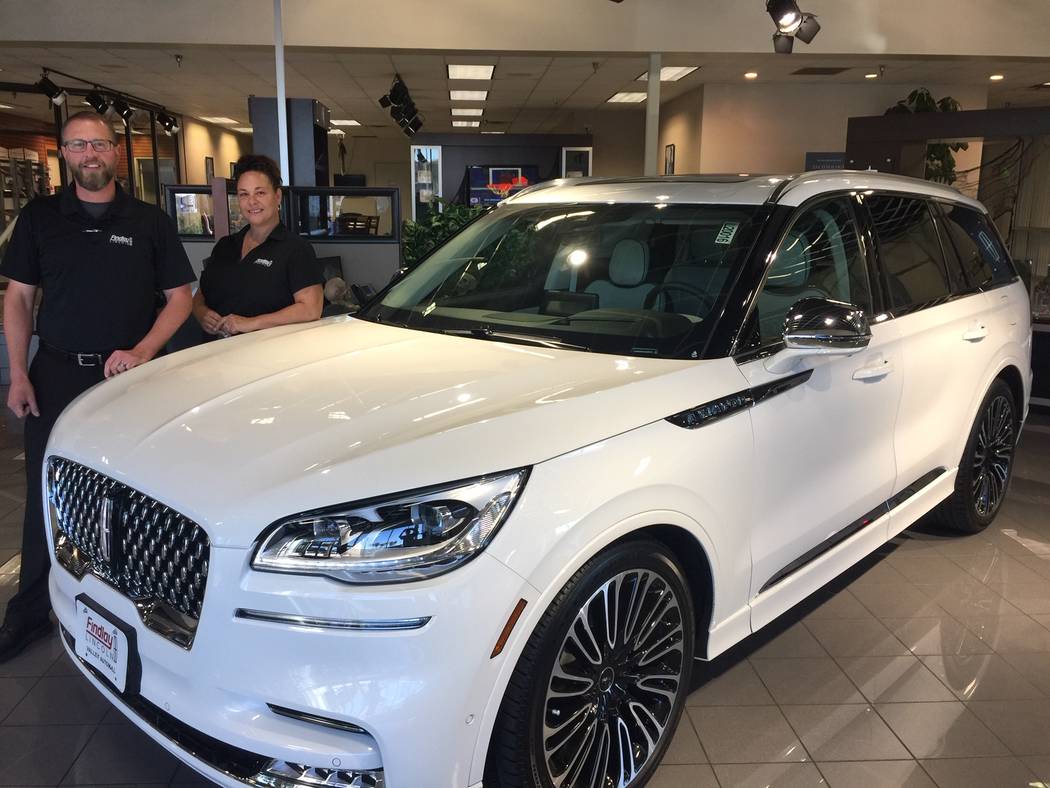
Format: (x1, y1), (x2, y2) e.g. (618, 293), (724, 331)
(487, 539), (695, 788)
(937, 379), (1017, 534)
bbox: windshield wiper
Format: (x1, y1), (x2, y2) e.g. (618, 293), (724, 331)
(440, 327), (590, 352)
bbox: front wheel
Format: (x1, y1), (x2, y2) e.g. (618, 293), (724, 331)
(937, 379), (1017, 534)
(487, 540), (695, 788)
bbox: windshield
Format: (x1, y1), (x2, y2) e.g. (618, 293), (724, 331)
(359, 202), (765, 358)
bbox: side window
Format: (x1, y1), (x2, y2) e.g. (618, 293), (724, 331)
(754, 198), (872, 346)
(868, 196), (952, 310)
(939, 203), (1014, 287)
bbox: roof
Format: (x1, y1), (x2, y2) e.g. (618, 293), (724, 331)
(506, 171), (986, 212)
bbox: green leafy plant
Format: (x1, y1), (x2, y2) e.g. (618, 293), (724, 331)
(401, 200), (485, 269)
(885, 88), (969, 184)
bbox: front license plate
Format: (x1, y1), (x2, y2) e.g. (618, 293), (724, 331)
(75, 599), (129, 693)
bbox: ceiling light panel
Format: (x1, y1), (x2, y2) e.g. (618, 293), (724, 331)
(636, 66), (699, 82)
(331, 119), (361, 126)
(448, 65), (495, 80)
(233, 127), (253, 133)
(453, 120), (481, 127)
(200, 116), (238, 124)
(451, 108), (483, 116)
(607, 92), (647, 103)
(450, 90), (488, 101)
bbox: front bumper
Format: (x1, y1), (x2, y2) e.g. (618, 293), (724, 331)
(50, 545), (535, 788)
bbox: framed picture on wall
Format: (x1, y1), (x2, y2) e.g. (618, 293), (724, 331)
(230, 162), (237, 179)
(664, 144), (676, 176)
(204, 156), (215, 183)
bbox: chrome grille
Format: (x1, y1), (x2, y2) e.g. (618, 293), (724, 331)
(48, 457), (210, 622)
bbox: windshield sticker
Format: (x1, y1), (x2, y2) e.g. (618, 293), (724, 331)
(715, 222), (740, 245)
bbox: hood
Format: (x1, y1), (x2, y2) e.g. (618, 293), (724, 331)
(49, 317), (740, 546)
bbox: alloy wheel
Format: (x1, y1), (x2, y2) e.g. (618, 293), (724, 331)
(971, 393), (1015, 518)
(541, 569), (686, 788)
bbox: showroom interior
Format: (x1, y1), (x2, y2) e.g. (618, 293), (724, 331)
(1, 0), (1050, 786)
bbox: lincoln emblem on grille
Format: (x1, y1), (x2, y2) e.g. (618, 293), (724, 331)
(97, 496), (115, 563)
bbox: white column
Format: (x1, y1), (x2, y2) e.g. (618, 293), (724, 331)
(273, 0), (290, 185)
(644, 53), (661, 176)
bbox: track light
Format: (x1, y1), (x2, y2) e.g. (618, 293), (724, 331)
(85, 89), (109, 114)
(389, 77), (410, 107)
(378, 94), (392, 108)
(37, 73), (67, 106)
(110, 96), (135, 124)
(157, 112), (179, 136)
(795, 13), (820, 43)
(767, 0), (802, 33)
(773, 32), (794, 54)
(403, 116), (422, 137)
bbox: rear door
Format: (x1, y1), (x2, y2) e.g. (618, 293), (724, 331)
(865, 194), (993, 496)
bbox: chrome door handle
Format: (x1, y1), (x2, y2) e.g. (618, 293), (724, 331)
(853, 360), (894, 380)
(962, 325), (988, 342)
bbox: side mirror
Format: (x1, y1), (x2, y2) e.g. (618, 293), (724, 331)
(765, 297), (871, 373)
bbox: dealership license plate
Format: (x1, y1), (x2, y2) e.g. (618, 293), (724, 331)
(75, 599), (129, 693)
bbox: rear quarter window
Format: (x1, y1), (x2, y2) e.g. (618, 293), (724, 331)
(939, 203), (1015, 287)
(868, 195), (952, 310)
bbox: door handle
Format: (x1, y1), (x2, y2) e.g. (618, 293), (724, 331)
(853, 359), (894, 380)
(962, 325), (988, 342)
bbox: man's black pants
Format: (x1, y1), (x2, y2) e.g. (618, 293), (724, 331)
(3, 350), (104, 630)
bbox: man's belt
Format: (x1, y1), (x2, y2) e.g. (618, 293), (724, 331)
(38, 341), (116, 368)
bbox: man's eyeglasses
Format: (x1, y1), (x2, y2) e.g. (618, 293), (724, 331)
(62, 138), (117, 153)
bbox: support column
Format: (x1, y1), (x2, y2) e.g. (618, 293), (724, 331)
(273, 0), (290, 185)
(644, 53), (661, 176)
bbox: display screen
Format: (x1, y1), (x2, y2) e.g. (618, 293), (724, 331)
(467, 165), (542, 206)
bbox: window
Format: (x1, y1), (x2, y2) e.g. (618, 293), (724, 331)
(753, 198), (872, 346)
(868, 196), (951, 310)
(939, 202), (1014, 288)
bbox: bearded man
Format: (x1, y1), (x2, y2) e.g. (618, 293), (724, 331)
(0, 110), (195, 661)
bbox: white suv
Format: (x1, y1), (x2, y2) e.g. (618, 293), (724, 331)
(44, 172), (1031, 788)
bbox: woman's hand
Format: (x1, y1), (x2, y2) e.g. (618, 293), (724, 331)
(198, 307), (225, 335)
(220, 314), (257, 335)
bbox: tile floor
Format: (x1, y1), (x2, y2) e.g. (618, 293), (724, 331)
(1, 406), (1049, 787)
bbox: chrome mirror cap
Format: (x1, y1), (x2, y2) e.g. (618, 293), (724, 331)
(782, 297), (871, 351)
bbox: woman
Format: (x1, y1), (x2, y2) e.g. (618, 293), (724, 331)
(193, 154), (323, 339)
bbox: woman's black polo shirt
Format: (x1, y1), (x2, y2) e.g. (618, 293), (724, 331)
(0, 186), (195, 353)
(200, 223), (323, 318)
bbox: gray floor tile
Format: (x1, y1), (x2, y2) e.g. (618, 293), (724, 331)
(967, 699), (1050, 755)
(818, 760), (937, 788)
(0, 675), (37, 722)
(880, 616), (993, 656)
(850, 582), (946, 619)
(803, 589), (872, 620)
(875, 701), (1009, 758)
(0, 631), (66, 679)
(61, 724), (180, 785)
(687, 660), (775, 706)
(751, 658), (864, 705)
(661, 712), (708, 764)
(781, 704), (910, 761)
(959, 614), (1050, 652)
(169, 764), (218, 786)
(1001, 652), (1050, 695)
(920, 653), (1044, 700)
(805, 618), (910, 657)
(4, 674), (111, 726)
(0, 725), (94, 785)
(918, 756), (1038, 788)
(688, 706), (808, 764)
(837, 656), (955, 703)
(647, 764), (720, 788)
(713, 762), (827, 787)
(750, 622), (828, 659)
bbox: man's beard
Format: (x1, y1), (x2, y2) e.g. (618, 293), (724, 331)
(72, 160), (115, 192)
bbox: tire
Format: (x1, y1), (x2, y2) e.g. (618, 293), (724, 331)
(486, 539), (696, 788)
(936, 379), (1018, 534)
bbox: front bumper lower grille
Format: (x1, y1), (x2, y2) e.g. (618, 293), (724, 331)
(48, 457), (210, 646)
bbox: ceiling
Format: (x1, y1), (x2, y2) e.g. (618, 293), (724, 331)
(2, 44), (1050, 138)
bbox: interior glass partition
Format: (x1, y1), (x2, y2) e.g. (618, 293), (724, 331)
(291, 187), (400, 244)
(410, 145), (441, 222)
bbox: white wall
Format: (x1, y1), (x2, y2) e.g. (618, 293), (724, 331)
(4, 0), (1049, 58)
(658, 88), (703, 174)
(698, 82), (989, 175)
(181, 118), (248, 183)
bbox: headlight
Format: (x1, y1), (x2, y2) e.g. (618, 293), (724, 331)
(251, 469), (528, 583)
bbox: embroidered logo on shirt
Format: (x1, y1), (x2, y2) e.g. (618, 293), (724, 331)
(108, 234), (134, 247)
(254, 258), (274, 267)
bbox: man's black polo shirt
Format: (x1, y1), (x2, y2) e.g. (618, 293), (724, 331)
(200, 223), (322, 318)
(1, 185), (195, 353)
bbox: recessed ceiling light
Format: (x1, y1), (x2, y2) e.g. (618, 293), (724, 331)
(636, 66), (700, 82)
(989, 74), (1005, 81)
(607, 92), (647, 103)
(452, 120), (481, 127)
(1044, 82), (1050, 87)
(448, 64), (494, 80)
(328, 128), (345, 135)
(450, 90), (488, 101)
(452, 108), (483, 116)
(481, 131), (505, 134)
(200, 116), (238, 124)
(744, 72), (759, 80)
(864, 73), (879, 79)
(233, 127), (253, 133)
(0, 103), (12, 110)
(331, 119), (360, 126)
